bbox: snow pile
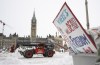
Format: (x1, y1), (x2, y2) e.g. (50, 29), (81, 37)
(0, 49), (73, 65)
(0, 56), (24, 65)
(0, 49), (26, 65)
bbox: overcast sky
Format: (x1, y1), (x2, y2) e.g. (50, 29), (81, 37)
(0, 0), (100, 37)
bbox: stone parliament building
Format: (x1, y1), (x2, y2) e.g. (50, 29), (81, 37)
(0, 11), (67, 51)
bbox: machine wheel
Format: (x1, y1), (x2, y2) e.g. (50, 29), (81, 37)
(43, 53), (47, 57)
(43, 50), (47, 57)
(24, 50), (33, 58)
(46, 50), (54, 57)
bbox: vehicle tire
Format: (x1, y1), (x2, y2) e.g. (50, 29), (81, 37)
(43, 53), (47, 57)
(24, 50), (33, 58)
(47, 50), (54, 57)
(43, 49), (47, 57)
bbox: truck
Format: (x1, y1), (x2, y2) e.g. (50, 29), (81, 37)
(18, 42), (55, 58)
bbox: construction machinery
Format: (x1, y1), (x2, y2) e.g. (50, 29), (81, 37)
(18, 42), (55, 58)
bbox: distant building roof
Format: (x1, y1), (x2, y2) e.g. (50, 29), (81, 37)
(0, 33), (3, 36)
(35, 38), (47, 43)
(18, 37), (30, 40)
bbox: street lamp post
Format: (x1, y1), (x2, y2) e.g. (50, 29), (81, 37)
(85, 0), (90, 29)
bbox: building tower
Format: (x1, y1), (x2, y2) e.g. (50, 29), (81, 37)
(31, 11), (37, 42)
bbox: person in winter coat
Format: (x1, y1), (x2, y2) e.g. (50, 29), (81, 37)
(10, 45), (15, 53)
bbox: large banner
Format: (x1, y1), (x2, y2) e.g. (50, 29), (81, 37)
(53, 2), (97, 53)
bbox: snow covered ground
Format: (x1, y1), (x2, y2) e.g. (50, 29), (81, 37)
(0, 49), (73, 65)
